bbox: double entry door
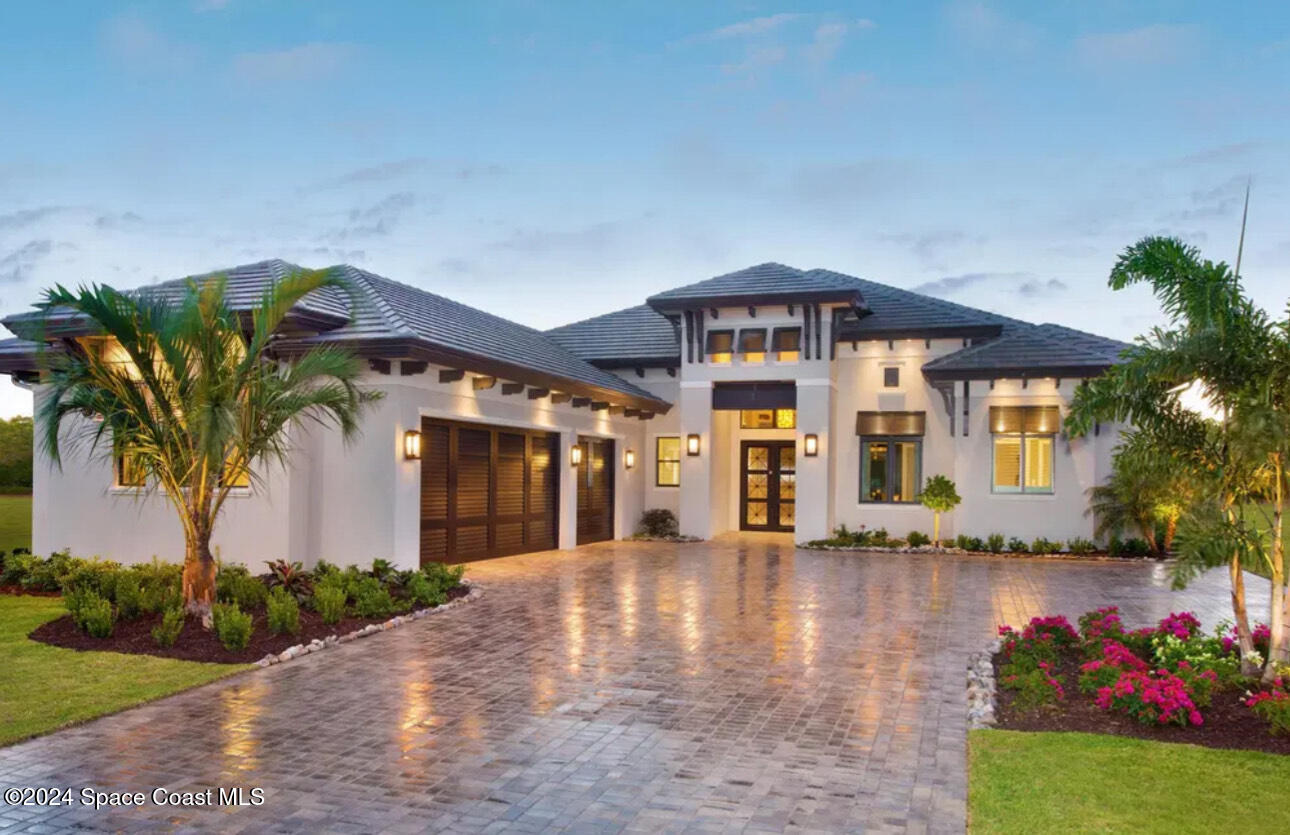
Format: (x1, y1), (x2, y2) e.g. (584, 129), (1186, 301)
(740, 440), (796, 532)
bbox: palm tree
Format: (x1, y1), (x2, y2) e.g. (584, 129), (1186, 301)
(1067, 236), (1273, 676)
(35, 270), (377, 622)
(1087, 430), (1196, 557)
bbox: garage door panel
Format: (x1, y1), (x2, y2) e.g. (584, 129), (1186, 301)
(420, 418), (560, 564)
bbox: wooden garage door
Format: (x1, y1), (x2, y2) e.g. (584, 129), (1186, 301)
(420, 418), (559, 564)
(576, 436), (614, 545)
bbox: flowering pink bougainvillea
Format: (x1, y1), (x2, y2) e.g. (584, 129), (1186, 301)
(1095, 668), (1205, 727)
(1246, 679), (1290, 735)
(1079, 606), (1124, 641)
(1223, 623), (1272, 656)
(1157, 611), (1201, 640)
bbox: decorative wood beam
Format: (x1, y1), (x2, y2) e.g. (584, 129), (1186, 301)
(666, 367), (677, 377)
(438, 368), (465, 383)
(709, 307), (718, 318)
(624, 408), (640, 417)
(369, 359), (391, 375)
(472, 375), (496, 390)
(571, 396), (591, 408)
(551, 392), (572, 404)
(402, 361), (428, 376)
(787, 304), (795, 316)
(747, 305), (756, 318)
(608, 405), (625, 415)
(501, 382), (525, 395)
(635, 367), (645, 378)
(931, 380), (955, 436)
(637, 411), (654, 420)
(527, 387), (549, 400)
(962, 380), (970, 437)
(591, 401), (610, 411)
(887, 339), (894, 351)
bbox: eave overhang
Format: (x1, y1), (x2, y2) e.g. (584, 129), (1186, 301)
(273, 335), (673, 415)
(920, 363), (1114, 382)
(646, 288), (867, 314)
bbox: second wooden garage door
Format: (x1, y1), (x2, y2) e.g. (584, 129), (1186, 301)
(576, 436), (614, 545)
(420, 418), (559, 564)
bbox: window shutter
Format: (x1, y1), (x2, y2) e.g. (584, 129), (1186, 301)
(738, 328), (767, 353)
(771, 327), (801, 352)
(705, 330), (733, 354)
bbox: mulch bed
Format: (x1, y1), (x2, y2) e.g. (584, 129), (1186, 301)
(993, 651), (1290, 756)
(29, 585), (470, 664)
(0, 585), (59, 597)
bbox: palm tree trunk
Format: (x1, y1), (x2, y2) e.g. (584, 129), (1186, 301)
(1163, 515), (1178, 554)
(182, 524), (217, 627)
(1265, 461), (1286, 681)
(1231, 551), (1258, 676)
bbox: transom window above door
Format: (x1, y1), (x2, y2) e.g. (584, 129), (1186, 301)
(740, 409), (796, 429)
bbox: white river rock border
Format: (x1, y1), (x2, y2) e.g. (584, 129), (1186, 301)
(967, 637), (1003, 729)
(253, 579), (484, 668)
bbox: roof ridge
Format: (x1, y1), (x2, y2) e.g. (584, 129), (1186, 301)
(333, 265), (417, 338)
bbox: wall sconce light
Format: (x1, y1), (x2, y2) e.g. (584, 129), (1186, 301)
(804, 434), (819, 456)
(624, 449), (635, 469)
(686, 433), (701, 456)
(570, 444), (583, 467)
(403, 430), (422, 460)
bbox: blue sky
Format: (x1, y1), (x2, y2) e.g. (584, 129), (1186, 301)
(1, 1), (1287, 415)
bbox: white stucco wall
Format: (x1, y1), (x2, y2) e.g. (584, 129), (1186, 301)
(29, 362), (658, 570)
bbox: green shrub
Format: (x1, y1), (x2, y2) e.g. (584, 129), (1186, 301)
(216, 565), (267, 610)
(1000, 665), (1065, 712)
(906, 531), (931, 548)
(138, 577), (181, 616)
(869, 527), (892, 547)
(212, 602), (253, 651)
(70, 591), (115, 638)
(266, 559), (313, 602)
(63, 586), (100, 631)
(1030, 537), (1063, 554)
(1007, 537), (1029, 553)
(955, 534), (971, 550)
(60, 558), (123, 598)
(405, 572), (445, 608)
(352, 577), (395, 619)
(986, 533), (1005, 553)
(1111, 536), (1152, 558)
(151, 606), (186, 648)
(1066, 537), (1097, 555)
(113, 573), (143, 620)
(369, 558), (397, 583)
(266, 587), (300, 635)
(312, 584), (347, 624)
(637, 508), (679, 538)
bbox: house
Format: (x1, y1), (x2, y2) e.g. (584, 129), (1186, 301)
(0, 260), (1127, 569)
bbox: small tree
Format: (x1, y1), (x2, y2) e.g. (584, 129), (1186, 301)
(919, 474), (961, 546)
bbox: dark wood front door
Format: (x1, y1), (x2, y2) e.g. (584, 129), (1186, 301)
(420, 418), (559, 564)
(576, 436), (614, 545)
(740, 441), (796, 532)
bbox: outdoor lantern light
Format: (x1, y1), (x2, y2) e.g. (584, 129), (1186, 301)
(686, 434), (701, 456)
(403, 429), (422, 460)
(624, 449), (635, 469)
(570, 444), (583, 467)
(804, 434), (819, 457)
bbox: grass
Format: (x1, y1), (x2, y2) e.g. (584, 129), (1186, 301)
(0, 594), (247, 747)
(969, 729), (1290, 834)
(0, 493), (30, 554)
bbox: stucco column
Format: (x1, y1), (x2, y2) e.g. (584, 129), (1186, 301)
(558, 430), (578, 549)
(795, 379), (835, 541)
(678, 381), (713, 539)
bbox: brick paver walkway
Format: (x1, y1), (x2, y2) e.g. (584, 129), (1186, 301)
(0, 536), (1260, 833)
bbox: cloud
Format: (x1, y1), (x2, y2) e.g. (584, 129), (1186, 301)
(721, 45), (787, 77)
(884, 230), (985, 267)
(101, 14), (196, 73)
(911, 271), (1035, 297)
(705, 13), (804, 42)
(325, 192), (418, 240)
(1074, 24), (1200, 68)
(95, 211), (144, 230)
(0, 240), (55, 284)
(0, 206), (68, 231)
(232, 42), (356, 83)
(490, 221), (621, 254)
(804, 22), (849, 66)
(1160, 175), (1248, 222)
(1017, 278), (1068, 298)
(789, 159), (922, 210)
(942, 1), (1040, 54)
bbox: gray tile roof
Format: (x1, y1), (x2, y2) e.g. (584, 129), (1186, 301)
(545, 305), (679, 367)
(815, 269), (1027, 338)
(646, 262), (866, 309)
(921, 323), (1130, 379)
(0, 260), (670, 411)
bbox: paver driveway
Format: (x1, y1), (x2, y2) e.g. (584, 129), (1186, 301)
(0, 536), (1257, 833)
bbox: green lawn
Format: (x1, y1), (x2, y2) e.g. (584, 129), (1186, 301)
(969, 729), (1290, 834)
(0, 594), (247, 747)
(0, 493), (31, 554)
